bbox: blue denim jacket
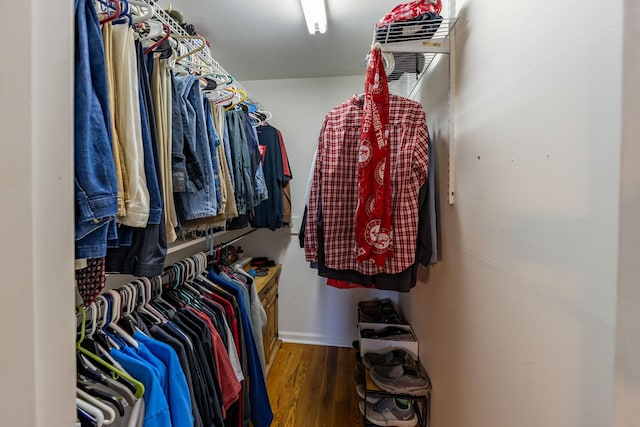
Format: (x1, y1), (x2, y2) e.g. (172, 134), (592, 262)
(175, 76), (218, 220)
(74, 0), (119, 259)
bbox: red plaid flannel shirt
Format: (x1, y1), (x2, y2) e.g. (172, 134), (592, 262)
(304, 94), (429, 275)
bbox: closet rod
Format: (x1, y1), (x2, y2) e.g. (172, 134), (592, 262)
(208, 229), (258, 255)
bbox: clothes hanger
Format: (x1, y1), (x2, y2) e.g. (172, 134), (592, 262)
(177, 59), (212, 75)
(112, 0), (132, 26)
(212, 88), (236, 106)
(136, 20), (164, 41)
(219, 88), (247, 110)
(76, 306), (146, 399)
(136, 278), (167, 323)
(76, 398), (105, 427)
(77, 405), (98, 427)
(78, 382), (126, 417)
(129, 0), (152, 23)
(77, 389), (116, 425)
(143, 24), (171, 55)
(98, 0), (121, 25)
(171, 34), (207, 61)
(105, 290), (139, 349)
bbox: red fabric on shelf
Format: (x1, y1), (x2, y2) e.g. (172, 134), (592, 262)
(377, 0), (443, 28)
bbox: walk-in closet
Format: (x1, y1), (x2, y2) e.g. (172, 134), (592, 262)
(1, 0), (638, 426)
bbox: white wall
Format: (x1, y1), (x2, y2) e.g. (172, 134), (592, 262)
(0, 0), (76, 426)
(613, 0), (640, 425)
(241, 76), (398, 347)
(400, 0), (623, 426)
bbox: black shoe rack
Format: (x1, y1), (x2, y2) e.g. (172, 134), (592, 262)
(356, 306), (431, 427)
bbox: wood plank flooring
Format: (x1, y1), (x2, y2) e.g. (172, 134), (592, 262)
(267, 343), (363, 427)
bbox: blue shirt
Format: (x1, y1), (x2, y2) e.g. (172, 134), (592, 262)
(111, 348), (171, 427)
(134, 331), (195, 427)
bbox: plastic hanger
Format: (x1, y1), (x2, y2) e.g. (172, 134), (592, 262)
(99, 0), (121, 25)
(76, 306), (145, 399)
(143, 24), (171, 55)
(129, 0), (153, 23)
(224, 88), (248, 111)
(77, 389), (116, 425)
(78, 383), (126, 417)
(76, 398), (105, 427)
(106, 290), (139, 349)
(172, 34), (207, 61)
(212, 88), (236, 105)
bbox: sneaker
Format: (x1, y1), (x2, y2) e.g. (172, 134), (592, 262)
(370, 363), (431, 396)
(362, 349), (413, 370)
(356, 384), (381, 404)
(360, 326), (414, 341)
(358, 398), (418, 427)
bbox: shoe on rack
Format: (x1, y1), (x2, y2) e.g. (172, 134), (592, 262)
(370, 361), (431, 396)
(358, 298), (392, 310)
(360, 326), (414, 341)
(358, 398), (418, 427)
(356, 384), (381, 404)
(362, 349), (413, 370)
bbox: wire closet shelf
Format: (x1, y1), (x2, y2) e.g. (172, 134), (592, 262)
(374, 17), (458, 98)
(138, 0), (264, 109)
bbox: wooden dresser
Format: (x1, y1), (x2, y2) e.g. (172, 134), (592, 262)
(252, 264), (282, 377)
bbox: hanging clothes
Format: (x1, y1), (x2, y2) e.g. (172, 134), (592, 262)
(303, 94), (430, 280)
(74, 0), (119, 260)
(251, 124), (285, 230)
(111, 23), (150, 228)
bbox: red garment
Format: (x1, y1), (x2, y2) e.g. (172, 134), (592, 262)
(76, 257), (106, 306)
(326, 278), (369, 290)
(304, 94), (429, 275)
(188, 307), (242, 416)
(276, 129), (292, 179)
(204, 290), (241, 356)
(377, 0), (443, 28)
(355, 48), (392, 266)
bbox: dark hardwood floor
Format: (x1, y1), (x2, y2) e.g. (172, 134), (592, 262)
(266, 342), (363, 427)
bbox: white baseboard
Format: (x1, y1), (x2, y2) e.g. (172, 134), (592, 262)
(279, 331), (355, 348)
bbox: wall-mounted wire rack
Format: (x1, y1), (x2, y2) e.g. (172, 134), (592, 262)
(138, 0), (264, 110)
(373, 15), (459, 204)
(375, 17), (458, 99)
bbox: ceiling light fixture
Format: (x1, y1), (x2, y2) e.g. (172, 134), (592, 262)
(300, 0), (327, 35)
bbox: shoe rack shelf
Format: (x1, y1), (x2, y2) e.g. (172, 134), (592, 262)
(357, 359), (431, 427)
(356, 301), (432, 427)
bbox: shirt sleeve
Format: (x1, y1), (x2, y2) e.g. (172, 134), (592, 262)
(411, 108), (430, 188)
(303, 116), (328, 262)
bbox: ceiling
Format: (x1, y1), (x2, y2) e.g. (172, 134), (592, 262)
(156, 0), (404, 81)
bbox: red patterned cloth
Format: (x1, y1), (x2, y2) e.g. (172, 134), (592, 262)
(76, 257), (107, 306)
(377, 0), (443, 28)
(326, 278), (369, 290)
(354, 48), (392, 266)
(304, 94), (429, 275)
